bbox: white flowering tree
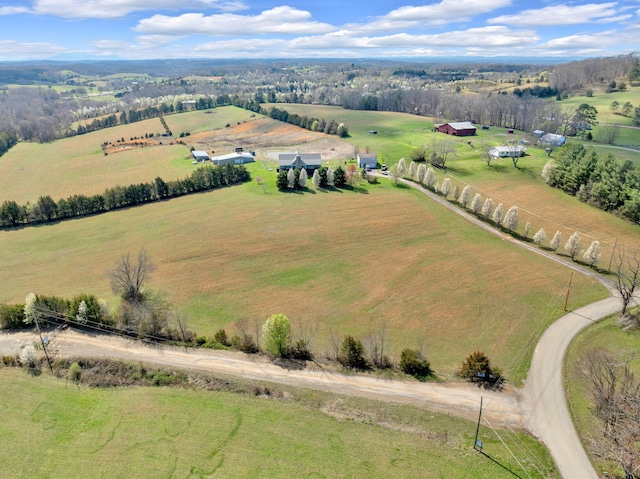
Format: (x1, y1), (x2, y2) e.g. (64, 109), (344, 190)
(287, 168), (296, 188)
(327, 167), (335, 186)
(396, 158), (407, 178)
(434, 181), (441, 194)
(441, 178), (451, 198)
(312, 169), (320, 189)
(524, 221), (531, 238)
(481, 198), (493, 218)
(583, 240), (601, 267)
(416, 163), (427, 184)
(541, 160), (556, 184)
(550, 231), (562, 252)
(298, 168), (308, 188)
(19, 343), (37, 368)
(24, 292), (36, 325)
(492, 203), (505, 226)
(503, 206), (519, 232)
(470, 193), (483, 214)
(458, 185), (471, 208)
(76, 300), (88, 324)
(425, 167), (436, 189)
(409, 161), (417, 180)
(533, 228), (547, 246)
(565, 232), (582, 260)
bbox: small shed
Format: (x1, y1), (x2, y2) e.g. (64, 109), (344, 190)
(192, 150), (210, 163)
(357, 153), (378, 169)
(533, 130), (545, 139)
(539, 133), (566, 147)
(211, 152), (255, 166)
(435, 121), (476, 136)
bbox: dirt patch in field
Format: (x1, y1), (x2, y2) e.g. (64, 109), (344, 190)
(103, 136), (181, 155)
(187, 118), (355, 160)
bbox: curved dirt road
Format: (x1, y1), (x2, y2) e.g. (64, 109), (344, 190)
(0, 329), (521, 428)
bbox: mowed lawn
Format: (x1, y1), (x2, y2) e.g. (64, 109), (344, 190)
(0, 176), (607, 381)
(0, 369), (557, 479)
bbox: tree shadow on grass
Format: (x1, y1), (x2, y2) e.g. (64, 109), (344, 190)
(271, 357), (307, 371)
(343, 185), (369, 194)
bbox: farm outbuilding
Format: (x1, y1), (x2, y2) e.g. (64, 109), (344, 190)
(434, 122), (476, 136)
(192, 150), (210, 163)
(278, 152), (322, 173)
(357, 153), (378, 169)
(539, 133), (566, 147)
(211, 152), (255, 166)
(488, 145), (526, 158)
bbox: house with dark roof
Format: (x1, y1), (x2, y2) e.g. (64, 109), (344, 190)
(435, 122), (476, 136)
(278, 152), (322, 173)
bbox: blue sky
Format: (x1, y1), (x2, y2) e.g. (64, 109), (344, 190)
(0, 0), (639, 60)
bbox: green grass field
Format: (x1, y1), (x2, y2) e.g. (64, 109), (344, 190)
(164, 106), (263, 136)
(0, 368), (557, 478)
(556, 86), (640, 128)
(565, 314), (640, 478)
(0, 166), (607, 382)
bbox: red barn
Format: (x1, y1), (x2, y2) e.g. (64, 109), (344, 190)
(435, 121), (477, 136)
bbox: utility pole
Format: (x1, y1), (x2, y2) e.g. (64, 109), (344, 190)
(474, 397), (483, 451)
(563, 272), (574, 312)
(34, 309), (53, 373)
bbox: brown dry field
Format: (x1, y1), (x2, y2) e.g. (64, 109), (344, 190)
(0, 179), (606, 380)
(187, 118), (355, 161)
(451, 173), (640, 268)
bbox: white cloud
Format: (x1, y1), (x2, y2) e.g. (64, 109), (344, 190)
(488, 2), (625, 26)
(539, 30), (623, 49)
(0, 40), (66, 58)
(0, 6), (29, 15)
(135, 6), (336, 36)
(352, 0), (512, 32)
(8, 0), (248, 19)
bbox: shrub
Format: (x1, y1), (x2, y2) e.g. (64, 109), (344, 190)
(459, 350), (502, 384)
(289, 339), (313, 361)
(69, 362), (82, 384)
(400, 349), (432, 379)
(0, 304), (28, 329)
(214, 329), (231, 347)
(338, 335), (368, 369)
(231, 333), (259, 354)
(19, 344), (37, 368)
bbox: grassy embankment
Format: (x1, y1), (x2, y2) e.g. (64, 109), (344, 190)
(0, 368), (557, 479)
(566, 314), (640, 478)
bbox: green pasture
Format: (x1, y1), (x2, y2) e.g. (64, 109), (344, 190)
(0, 368), (556, 478)
(565, 314), (640, 478)
(555, 86), (639, 127)
(164, 106), (263, 135)
(0, 165), (607, 382)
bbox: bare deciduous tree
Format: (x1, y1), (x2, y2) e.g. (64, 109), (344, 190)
(108, 249), (156, 304)
(583, 348), (640, 478)
(614, 248), (640, 316)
